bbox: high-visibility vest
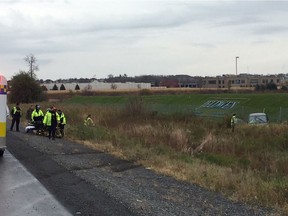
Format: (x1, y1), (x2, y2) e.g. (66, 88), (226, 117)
(11, 106), (22, 118)
(43, 111), (60, 126)
(84, 117), (94, 126)
(31, 109), (44, 121)
(231, 116), (237, 126)
(58, 113), (66, 125)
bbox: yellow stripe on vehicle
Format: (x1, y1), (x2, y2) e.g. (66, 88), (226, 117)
(0, 122), (6, 137)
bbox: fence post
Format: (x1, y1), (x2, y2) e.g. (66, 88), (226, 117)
(279, 107), (282, 123)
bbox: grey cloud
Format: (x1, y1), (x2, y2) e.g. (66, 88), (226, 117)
(192, 1), (288, 27)
(1, 5), (188, 40)
(3, 1), (288, 32)
(59, 6), (197, 34)
(66, 1), (288, 36)
(252, 40), (271, 44)
(190, 43), (216, 49)
(212, 16), (262, 27)
(0, 0), (21, 3)
(253, 25), (288, 35)
(38, 58), (53, 65)
(0, 31), (74, 55)
(0, 0), (64, 3)
(1, 1), (283, 37)
(1, 0), (288, 55)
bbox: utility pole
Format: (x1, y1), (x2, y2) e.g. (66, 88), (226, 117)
(236, 56), (239, 75)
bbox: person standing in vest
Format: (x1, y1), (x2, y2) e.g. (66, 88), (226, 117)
(57, 109), (66, 137)
(231, 113), (237, 132)
(43, 106), (59, 140)
(10, 102), (22, 131)
(31, 105), (44, 134)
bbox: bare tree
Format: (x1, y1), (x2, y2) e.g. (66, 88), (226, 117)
(24, 54), (39, 78)
(111, 83), (117, 90)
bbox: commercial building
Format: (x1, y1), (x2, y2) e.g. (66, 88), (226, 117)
(42, 80), (151, 91)
(187, 74), (283, 89)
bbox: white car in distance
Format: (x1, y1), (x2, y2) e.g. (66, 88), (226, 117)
(248, 113), (268, 125)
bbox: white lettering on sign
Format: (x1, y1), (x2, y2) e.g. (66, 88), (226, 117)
(201, 100), (237, 109)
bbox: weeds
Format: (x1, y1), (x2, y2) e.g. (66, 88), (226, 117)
(27, 98), (288, 214)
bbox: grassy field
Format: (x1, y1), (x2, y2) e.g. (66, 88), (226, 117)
(63, 93), (288, 122)
(21, 92), (288, 214)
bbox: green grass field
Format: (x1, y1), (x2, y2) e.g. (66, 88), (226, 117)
(44, 92), (288, 213)
(64, 93), (288, 123)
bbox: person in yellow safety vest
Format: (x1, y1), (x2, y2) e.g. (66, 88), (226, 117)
(31, 105), (44, 134)
(43, 106), (60, 140)
(84, 114), (94, 126)
(230, 113), (237, 132)
(57, 109), (66, 137)
(10, 102), (22, 132)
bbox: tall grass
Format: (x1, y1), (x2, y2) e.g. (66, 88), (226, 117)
(23, 97), (288, 214)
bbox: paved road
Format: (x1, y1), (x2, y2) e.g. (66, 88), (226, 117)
(0, 151), (71, 216)
(5, 128), (280, 216)
(6, 130), (134, 216)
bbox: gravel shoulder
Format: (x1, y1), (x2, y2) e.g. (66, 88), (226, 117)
(6, 128), (280, 216)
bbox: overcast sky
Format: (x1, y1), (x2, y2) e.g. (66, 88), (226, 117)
(0, 0), (287, 80)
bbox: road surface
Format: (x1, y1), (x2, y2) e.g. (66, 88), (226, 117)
(5, 129), (279, 216)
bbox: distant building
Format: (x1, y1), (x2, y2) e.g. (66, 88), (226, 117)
(39, 74), (286, 91)
(160, 78), (179, 88)
(178, 77), (202, 88)
(201, 74), (283, 89)
(42, 80), (151, 91)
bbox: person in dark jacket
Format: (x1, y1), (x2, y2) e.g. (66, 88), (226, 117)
(10, 102), (22, 132)
(43, 106), (59, 140)
(26, 104), (34, 122)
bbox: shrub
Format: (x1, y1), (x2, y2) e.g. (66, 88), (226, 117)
(52, 84), (58, 90)
(75, 84), (80, 90)
(60, 84), (66, 90)
(41, 85), (48, 91)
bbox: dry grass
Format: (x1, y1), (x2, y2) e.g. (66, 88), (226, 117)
(75, 134), (286, 211)
(19, 101), (287, 214)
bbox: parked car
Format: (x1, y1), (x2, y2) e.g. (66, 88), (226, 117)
(248, 113), (268, 125)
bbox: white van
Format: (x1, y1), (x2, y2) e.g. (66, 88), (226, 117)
(248, 113), (268, 125)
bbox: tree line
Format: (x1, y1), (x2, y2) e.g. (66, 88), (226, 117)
(8, 54), (285, 104)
